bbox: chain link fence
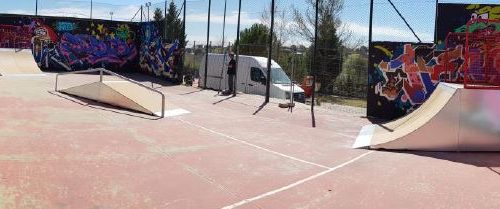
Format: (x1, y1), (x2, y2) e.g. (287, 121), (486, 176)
(3, 0), (493, 107)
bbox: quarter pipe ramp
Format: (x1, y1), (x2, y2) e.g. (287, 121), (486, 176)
(353, 83), (500, 151)
(0, 48), (42, 75)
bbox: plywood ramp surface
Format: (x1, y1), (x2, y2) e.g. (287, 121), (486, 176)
(0, 49), (42, 75)
(354, 83), (500, 151)
(60, 81), (160, 115)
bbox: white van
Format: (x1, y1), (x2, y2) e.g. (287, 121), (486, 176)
(199, 54), (305, 102)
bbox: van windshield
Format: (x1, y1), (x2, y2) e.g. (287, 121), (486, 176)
(271, 68), (291, 84)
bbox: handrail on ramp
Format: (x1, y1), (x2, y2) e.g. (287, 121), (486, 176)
(55, 68), (165, 118)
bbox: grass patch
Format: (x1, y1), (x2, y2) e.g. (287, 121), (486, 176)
(317, 95), (367, 108)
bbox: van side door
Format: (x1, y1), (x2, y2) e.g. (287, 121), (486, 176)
(247, 67), (267, 96)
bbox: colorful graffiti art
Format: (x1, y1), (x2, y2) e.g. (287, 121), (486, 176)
(0, 14), (140, 72)
(139, 22), (179, 78)
(368, 42), (439, 119)
(368, 3), (499, 120)
(0, 24), (32, 48)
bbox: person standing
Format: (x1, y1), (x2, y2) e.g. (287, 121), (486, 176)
(227, 52), (236, 94)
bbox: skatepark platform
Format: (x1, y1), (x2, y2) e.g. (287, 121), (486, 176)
(0, 48), (43, 76)
(353, 82), (500, 151)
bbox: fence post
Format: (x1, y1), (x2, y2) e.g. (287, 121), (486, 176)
(310, 0), (319, 128)
(265, 0), (276, 103)
(203, 0), (212, 89)
(234, 0), (242, 97)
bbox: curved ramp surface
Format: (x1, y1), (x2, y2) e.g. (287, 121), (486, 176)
(354, 83), (500, 151)
(60, 81), (163, 116)
(0, 48), (42, 75)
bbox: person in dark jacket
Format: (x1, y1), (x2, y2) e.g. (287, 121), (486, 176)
(227, 52), (236, 94)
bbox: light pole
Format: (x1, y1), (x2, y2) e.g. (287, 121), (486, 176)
(110, 12), (114, 21)
(145, 2), (152, 22)
(90, 0), (93, 19)
(35, 0), (38, 16)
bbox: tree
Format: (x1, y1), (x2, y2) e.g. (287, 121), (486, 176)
(153, 8), (164, 35)
(293, 0), (344, 93)
(237, 23), (279, 57)
(163, 2), (187, 81)
(261, 3), (290, 63)
(334, 53), (368, 97)
(164, 2), (186, 47)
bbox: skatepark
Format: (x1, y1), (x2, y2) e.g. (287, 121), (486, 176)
(1, 1), (500, 209)
(1, 58), (500, 208)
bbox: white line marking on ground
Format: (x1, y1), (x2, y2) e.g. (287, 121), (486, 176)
(177, 118), (330, 169)
(221, 151), (374, 209)
(156, 108), (191, 117)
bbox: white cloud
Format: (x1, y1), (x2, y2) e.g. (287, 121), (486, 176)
(186, 11), (260, 26)
(345, 21), (433, 42)
(6, 5), (141, 21)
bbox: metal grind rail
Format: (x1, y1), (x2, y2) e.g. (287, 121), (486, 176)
(55, 68), (166, 118)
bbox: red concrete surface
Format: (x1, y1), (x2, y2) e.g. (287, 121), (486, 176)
(0, 73), (499, 209)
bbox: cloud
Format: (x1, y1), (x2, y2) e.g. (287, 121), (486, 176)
(186, 11), (260, 26)
(5, 5), (141, 21)
(345, 21), (434, 42)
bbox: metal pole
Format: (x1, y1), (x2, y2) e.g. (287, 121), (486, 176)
(35, 0), (38, 16)
(310, 0), (319, 128)
(233, 0), (242, 97)
(140, 6), (143, 22)
(203, 0), (211, 88)
(434, 0), (439, 43)
(265, 0), (276, 103)
(183, 0), (186, 37)
(148, 5), (150, 22)
(182, 0), (186, 76)
(367, 0), (374, 117)
(90, 0), (93, 19)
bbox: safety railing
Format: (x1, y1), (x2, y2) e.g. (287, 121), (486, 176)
(55, 68), (165, 118)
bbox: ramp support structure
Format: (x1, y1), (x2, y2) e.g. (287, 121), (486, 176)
(55, 68), (165, 118)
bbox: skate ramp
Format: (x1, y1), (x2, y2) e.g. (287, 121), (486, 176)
(0, 48), (42, 75)
(354, 83), (500, 151)
(59, 80), (164, 116)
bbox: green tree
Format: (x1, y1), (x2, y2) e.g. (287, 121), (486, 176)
(293, 0), (344, 93)
(153, 8), (164, 35)
(163, 2), (187, 81)
(334, 53), (368, 97)
(164, 2), (186, 47)
(236, 23), (279, 57)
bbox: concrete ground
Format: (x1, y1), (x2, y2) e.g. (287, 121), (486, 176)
(0, 72), (499, 209)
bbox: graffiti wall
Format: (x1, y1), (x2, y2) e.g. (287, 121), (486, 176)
(368, 42), (439, 119)
(139, 22), (180, 79)
(435, 3), (499, 83)
(0, 14), (139, 71)
(436, 3), (499, 45)
(368, 3), (499, 120)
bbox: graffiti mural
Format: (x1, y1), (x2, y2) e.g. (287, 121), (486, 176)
(0, 24), (31, 48)
(368, 42), (439, 119)
(436, 3), (500, 45)
(368, 3), (499, 120)
(0, 14), (139, 71)
(139, 22), (179, 79)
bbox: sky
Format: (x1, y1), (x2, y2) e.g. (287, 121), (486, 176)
(1, 0), (499, 47)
